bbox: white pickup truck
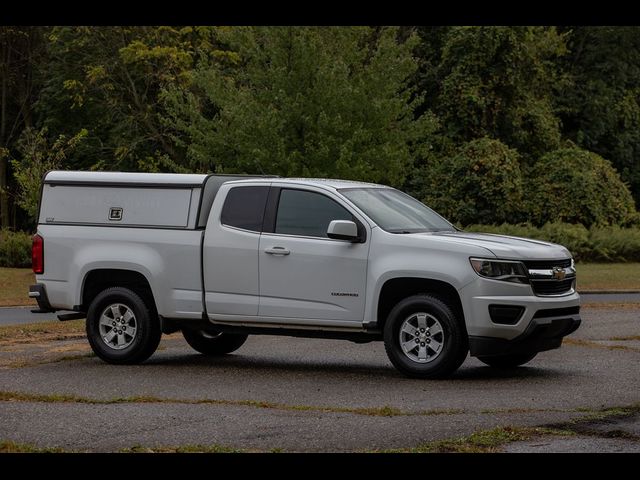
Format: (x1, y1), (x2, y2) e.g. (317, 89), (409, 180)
(29, 171), (581, 378)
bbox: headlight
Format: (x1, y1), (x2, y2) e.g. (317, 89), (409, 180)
(469, 258), (529, 284)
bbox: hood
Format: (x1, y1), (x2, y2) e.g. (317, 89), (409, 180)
(413, 231), (572, 260)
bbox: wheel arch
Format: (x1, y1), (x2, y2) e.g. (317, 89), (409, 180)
(80, 268), (157, 314)
(376, 276), (467, 334)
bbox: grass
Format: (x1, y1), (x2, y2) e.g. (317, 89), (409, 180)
(5, 352), (95, 369)
(563, 338), (640, 352)
(0, 390), (458, 417)
(576, 262), (640, 291)
(121, 444), (242, 453)
(2, 389), (637, 421)
(0, 440), (67, 453)
(610, 335), (640, 341)
(0, 268), (35, 306)
(378, 426), (575, 453)
(0, 319), (85, 343)
(1, 395), (636, 453)
(376, 403), (640, 453)
(570, 404), (640, 422)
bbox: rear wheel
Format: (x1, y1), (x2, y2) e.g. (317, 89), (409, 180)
(182, 328), (248, 356)
(477, 352), (537, 368)
(383, 294), (468, 379)
(86, 287), (161, 364)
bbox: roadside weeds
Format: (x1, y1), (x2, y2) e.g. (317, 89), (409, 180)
(0, 390), (458, 418)
(0, 390), (638, 422)
(0, 320), (85, 345)
(371, 404), (640, 453)
(2, 404), (638, 453)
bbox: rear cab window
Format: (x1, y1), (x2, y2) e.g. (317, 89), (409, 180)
(220, 186), (270, 232)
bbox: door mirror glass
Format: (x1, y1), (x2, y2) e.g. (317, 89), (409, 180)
(327, 220), (359, 242)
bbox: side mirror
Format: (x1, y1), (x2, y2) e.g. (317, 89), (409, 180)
(327, 220), (360, 242)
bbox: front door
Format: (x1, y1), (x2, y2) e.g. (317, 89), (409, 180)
(258, 188), (369, 324)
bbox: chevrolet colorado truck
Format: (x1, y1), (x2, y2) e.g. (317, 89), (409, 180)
(29, 171), (581, 378)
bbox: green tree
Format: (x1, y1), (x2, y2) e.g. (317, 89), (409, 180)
(0, 27), (47, 228)
(161, 27), (437, 185)
(36, 26), (226, 173)
(11, 127), (87, 223)
(526, 146), (638, 227)
(420, 26), (568, 162)
(556, 26), (640, 207)
(414, 137), (524, 225)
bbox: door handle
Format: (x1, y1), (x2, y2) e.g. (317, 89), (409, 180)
(264, 246), (291, 256)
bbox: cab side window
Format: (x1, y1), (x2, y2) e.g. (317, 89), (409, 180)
(275, 189), (353, 238)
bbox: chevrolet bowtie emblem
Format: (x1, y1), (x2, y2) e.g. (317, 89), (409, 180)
(552, 266), (566, 280)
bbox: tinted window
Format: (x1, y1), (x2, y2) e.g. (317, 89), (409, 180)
(275, 189), (353, 238)
(221, 186), (269, 232)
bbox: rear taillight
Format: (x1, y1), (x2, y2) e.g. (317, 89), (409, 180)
(32, 234), (44, 274)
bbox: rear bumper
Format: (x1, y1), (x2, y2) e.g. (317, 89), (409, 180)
(29, 284), (56, 313)
(468, 311), (581, 357)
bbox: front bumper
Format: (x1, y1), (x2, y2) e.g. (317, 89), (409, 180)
(469, 311), (581, 357)
(460, 276), (581, 337)
(459, 275), (581, 357)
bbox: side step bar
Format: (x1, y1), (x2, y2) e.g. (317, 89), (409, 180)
(57, 312), (86, 321)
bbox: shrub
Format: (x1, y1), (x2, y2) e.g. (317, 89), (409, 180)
(465, 222), (640, 262)
(588, 226), (640, 262)
(417, 137), (525, 225)
(525, 147), (638, 227)
(0, 230), (32, 268)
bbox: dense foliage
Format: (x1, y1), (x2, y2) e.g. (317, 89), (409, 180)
(0, 230), (31, 267)
(525, 147), (638, 227)
(414, 137), (524, 225)
(2, 26), (640, 233)
(465, 223), (640, 262)
(161, 27), (436, 184)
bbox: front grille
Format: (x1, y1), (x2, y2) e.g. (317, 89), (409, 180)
(523, 258), (572, 269)
(530, 278), (575, 296)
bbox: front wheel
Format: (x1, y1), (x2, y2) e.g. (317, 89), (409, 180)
(86, 287), (161, 364)
(383, 294), (468, 379)
(477, 352), (537, 368)
(182, 328), (248, 356)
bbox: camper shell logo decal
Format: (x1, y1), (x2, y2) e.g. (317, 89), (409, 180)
(108, 207), (123, 221)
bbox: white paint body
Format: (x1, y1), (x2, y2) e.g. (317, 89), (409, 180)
(35, 171), (580, 341)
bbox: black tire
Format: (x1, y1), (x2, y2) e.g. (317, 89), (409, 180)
(383, 294), (468, 379)
(86, 287), (161, 365)
(182, 328), (248, 356)
(477, 352), (537, 368)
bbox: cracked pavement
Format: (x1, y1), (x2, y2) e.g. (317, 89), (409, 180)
(0, 306), (638, 452)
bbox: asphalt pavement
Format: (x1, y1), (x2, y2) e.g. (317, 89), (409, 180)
(0, 306), (638, 452)
(0, 306), (61, 325)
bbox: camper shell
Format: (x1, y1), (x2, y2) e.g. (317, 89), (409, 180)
(38, 171), (272, 231)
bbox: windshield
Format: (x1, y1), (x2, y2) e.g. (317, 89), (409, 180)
(338, 188), (457, 234)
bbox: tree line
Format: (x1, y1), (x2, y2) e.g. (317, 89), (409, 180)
(1, 26), (639, 231)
